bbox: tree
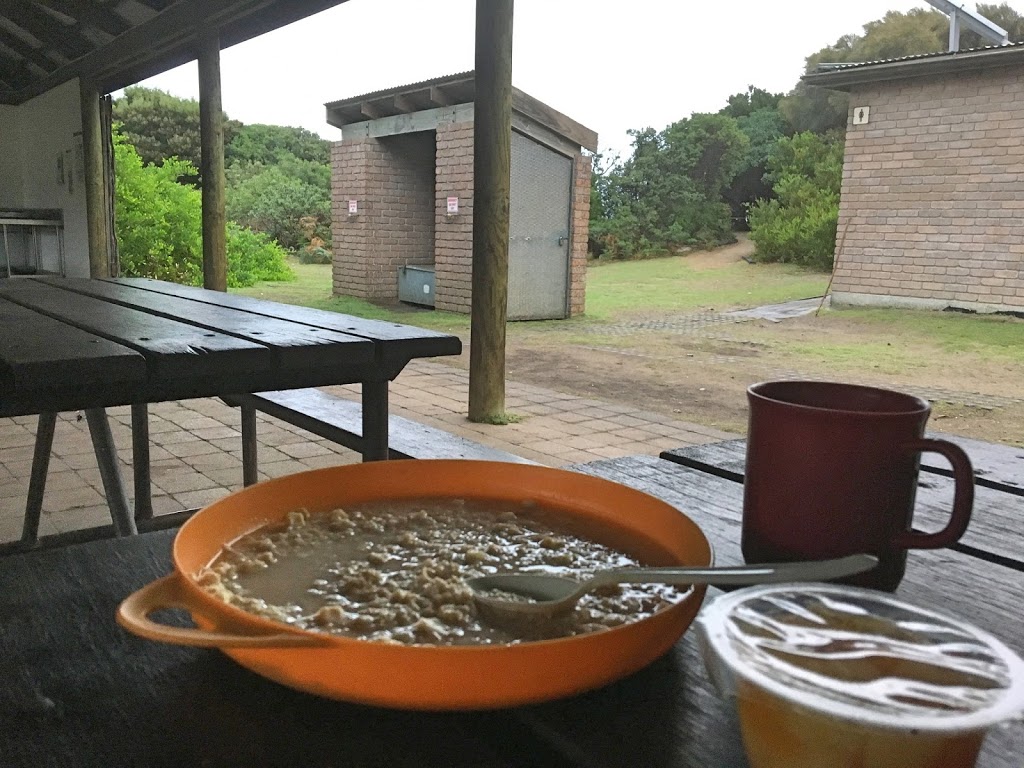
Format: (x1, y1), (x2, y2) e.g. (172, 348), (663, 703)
(748, 131), (844, 270)
(227, 123), (330, 166)
(971, 3), (1024, 44)
(721, 102), (788, 227)
(592, 114), (749, 258)
(719, 86), (783, 120)
(112, 86), (240, 181)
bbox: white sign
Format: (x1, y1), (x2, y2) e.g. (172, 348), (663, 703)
(348, 199), (358, 214)
(852, 106), (870, 125)
(446, 196), (459, 214)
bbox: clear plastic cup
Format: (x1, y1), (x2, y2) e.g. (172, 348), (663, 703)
(696, 584), (1024, 768)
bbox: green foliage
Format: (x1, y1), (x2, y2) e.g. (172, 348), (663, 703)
(113, 130), (203, 284)
(972, 3), (1024, 45)
(592, 114), (748, 259)
(299, 246), (333, 265)
(720, 101), (788, 227)
(736, 108), (788, 168)
(227, 124), (330, 166)
(748, 132), (843, 270)
(112, 86), (240, 182)
(226, 223), (294, 286)
(226, 162), (331, 252)
(719, 86), (783, 120)
(113, 130), (292, 287)
(113, 87), (333, 259)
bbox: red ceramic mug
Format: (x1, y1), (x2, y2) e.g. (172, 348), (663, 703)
(741, 381), (974, 591)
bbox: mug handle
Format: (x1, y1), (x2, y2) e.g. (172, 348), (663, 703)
(891, 438), (974, 550)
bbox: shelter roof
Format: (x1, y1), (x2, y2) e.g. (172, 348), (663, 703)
(0, 0), (348, 105)
(803, 41), (1024, 90)
(325, 71), (598, 152)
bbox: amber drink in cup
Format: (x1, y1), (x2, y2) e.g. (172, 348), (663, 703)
(697, 584), (1024, 768)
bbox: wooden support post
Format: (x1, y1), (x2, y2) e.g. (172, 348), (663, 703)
(80, 78), (110, 278)
(198, 32), (227, 291)
(468, 0), (514, 423)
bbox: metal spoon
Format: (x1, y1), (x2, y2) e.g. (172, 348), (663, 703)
(467, 554), (878, 621)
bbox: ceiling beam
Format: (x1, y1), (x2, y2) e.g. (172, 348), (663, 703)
(393, 94), (416, 113)
(0, 48), (33, 90)
(33, 0), (132, 38)
(511, 87), (598, 152)
(360, 100), (382, 119)
(0, 0), (95, 60)
(0, 25), (59, 74)
(429, 85), (453, 107)
(132, 0), (177, 10)
(6, 0), (260, 101)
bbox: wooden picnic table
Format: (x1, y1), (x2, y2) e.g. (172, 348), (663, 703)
(1, 448), (1021, 767)
(0, 277), (461, 547)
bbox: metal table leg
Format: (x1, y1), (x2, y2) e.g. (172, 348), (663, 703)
(85, 408), (137, 537)
(21, 412), (57, 546)
(131, 404), (153, 521)
(361, 379), (390, 462)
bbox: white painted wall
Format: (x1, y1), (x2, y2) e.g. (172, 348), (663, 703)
(0, 105), (24, 209)
(12, 79), (90, 277)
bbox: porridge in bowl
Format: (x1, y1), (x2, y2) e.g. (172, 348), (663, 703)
(197, 498), (688, 645)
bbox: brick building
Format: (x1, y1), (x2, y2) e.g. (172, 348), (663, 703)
(324, 72), (597, 319)
(804, 44), (1024, 313)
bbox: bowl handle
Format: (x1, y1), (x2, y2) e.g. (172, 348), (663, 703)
(117, 574), (329, 648)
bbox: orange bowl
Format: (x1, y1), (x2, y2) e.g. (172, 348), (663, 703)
(118, 460), (712, 710)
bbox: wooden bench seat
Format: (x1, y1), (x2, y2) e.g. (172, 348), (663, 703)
(224, 389), (533, 484)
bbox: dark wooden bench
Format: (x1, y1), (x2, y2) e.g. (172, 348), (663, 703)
(224, 388), (533, 484)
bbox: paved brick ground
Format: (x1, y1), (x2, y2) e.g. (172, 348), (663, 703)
(0, 360), (735, 544)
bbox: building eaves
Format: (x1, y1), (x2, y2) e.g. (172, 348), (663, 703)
(802, 41), (1024, 90)
(324, 71), (598, 152)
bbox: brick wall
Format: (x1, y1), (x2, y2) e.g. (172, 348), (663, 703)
(834, 65), (1024, 311)
(331, 139), (378, 299)
(331, 132), (435, 301)
(333, 119), (591, 317)
(434, 120), (475, 313)
(569, 153), (592, 316)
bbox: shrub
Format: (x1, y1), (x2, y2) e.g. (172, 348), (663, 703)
(226, 161), (331, 253)
(114, 129), (292, 287)
(748, 131), (843, 270)
(299, 246), (333, 265)
(226, 224), (294, 287)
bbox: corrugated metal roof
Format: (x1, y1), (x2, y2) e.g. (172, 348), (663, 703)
(324, 71), (474, 110)
(814, 40), (1022, 72)
(803, 40), (1024, 89)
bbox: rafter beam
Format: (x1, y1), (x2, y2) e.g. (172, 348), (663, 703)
(0, 26), (59, 73)
(394, 94), (415, 113)
(33, 0), (132, 37)
(360, 100), (382, 119)
(0, 0), (94, 60)
(0, 48), (34, 90)
(429, 85), (453, 107)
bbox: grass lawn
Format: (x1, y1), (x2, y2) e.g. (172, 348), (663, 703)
(236, 251), (830, 331)
(583, 256), (829, 320)
(233, 259), (471, 333)
(234, 257), (1019, 367)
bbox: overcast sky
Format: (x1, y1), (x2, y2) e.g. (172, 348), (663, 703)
(136, 0), (940, 158)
